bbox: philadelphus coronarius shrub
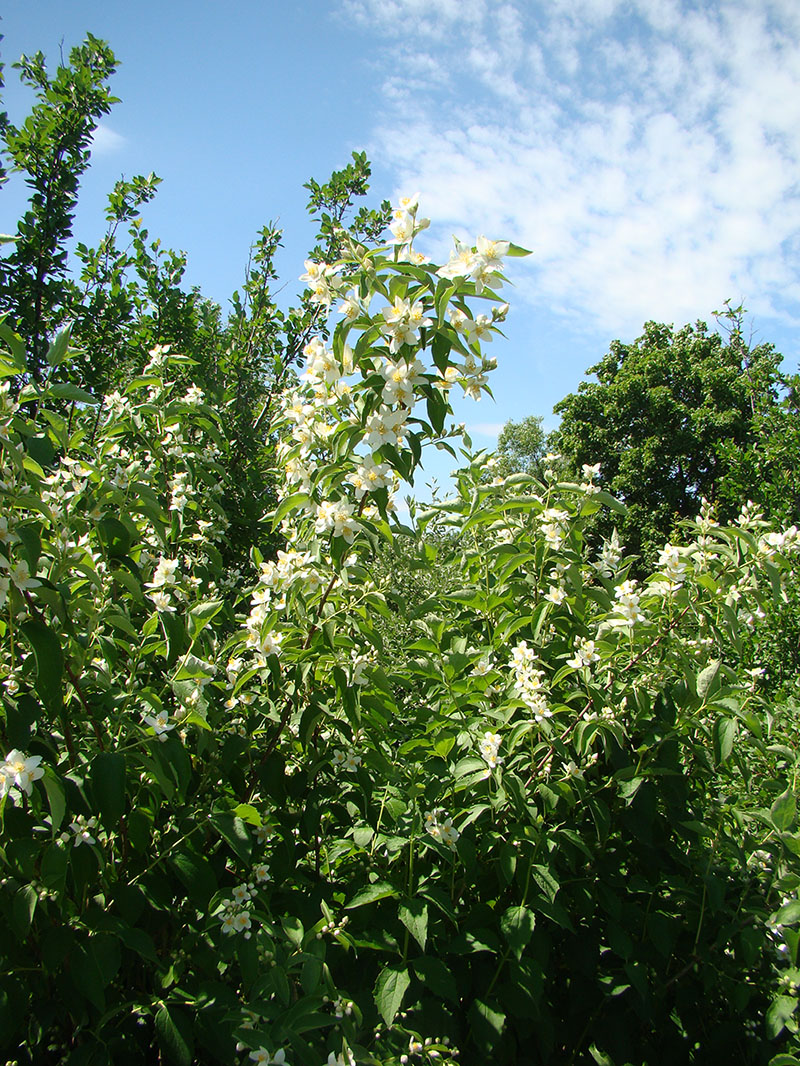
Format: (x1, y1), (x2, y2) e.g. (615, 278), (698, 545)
(1, 200), (800, 1066)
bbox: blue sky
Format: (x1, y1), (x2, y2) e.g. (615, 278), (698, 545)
(2, 0), (800, 493)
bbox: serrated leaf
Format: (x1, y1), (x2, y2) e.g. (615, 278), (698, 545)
(46, 326), (74, 368)
(10, 885), (37, 940)
(374, 964), (410, 1025)
(501, 904), (535, 958)
(155, 1004), (194, 1066)
(772, 790), (797, 832)
(775, 901), (800, 926)
(398, 898), (428, 952)
(42, 768), (66, 831)
(697, 659), (721, 700)
(91, 752), (126, 827)
(19, 618), (63, 715)
(45, 382), (98, 404)
(766, 995), (798, 1039)
(345, 881), (399, 909)
(413, 956), (458, 1002)
(713, 716), (737, 765)
(188, 599), (224, 639)
(531, 863), (560, 902)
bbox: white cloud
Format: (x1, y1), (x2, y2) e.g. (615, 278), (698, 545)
(345, 0), (800, 334)
(89, 123), (125, 156)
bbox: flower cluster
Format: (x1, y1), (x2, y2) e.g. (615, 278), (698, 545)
(613, 579), (646, 628)
(478, 730), (503, 770)
(509, 641), (552, 722)
(566, 637), (600, 670)
(424, 808), (460, 849)
(592, 529), (622, 578)
(437, 235), (509, 295)
(60, 814), (98, 847)
(332, 748), (362, 772)
(218, 883), (256, 938)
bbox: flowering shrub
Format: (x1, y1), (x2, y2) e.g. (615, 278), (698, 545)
(1, 198), (800, 1066)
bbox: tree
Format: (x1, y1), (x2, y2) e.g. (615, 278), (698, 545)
(0, 35), (118, 380)
(551, 316), (784, 560)
(494, 414), (546, 477)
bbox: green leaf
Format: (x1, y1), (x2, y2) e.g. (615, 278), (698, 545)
(10, 885), (37, 940)
(42, 768), (66, 831)
(589, 1047), (616, 1066)
(374, 964), (410, 1025)
(40, 843), (68, 892)
(769, 1055), (800, 1066)
(501, 905), (535, 958)
(345, 881), (399, 909)
(0, 320), (27, 371)
(771, 790), (797, 832)
(155, 1004), (194, 1066)
(412, 956), (459, 1002)
(272, 492), (312, 526)
(531, 864), (560, 902)
(169, 850), (218, 910)
(775, 900), (800, 926)
(46, 326), (74, 368)
(91, 752), (126, 828)
(713, 716), (737, 765)
(506, 243), (533, 257)
(209, 812), (252, 864)
(697, 659), (721, 700)
(468, 998), (506, 1051)
(97, 517), (133, 558)
(20, 618), (63, 715)
(188, 599), (224, 640)
(766, 995), (798, 1040)
(398, 898), (428, 952)
(45, 382), (99, 404)
(232, 803), (262, 827)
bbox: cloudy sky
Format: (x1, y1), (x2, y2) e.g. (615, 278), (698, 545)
(2, 0), (799, 487)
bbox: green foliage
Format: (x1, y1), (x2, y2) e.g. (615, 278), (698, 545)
(551, 315), (784, 561)
(2, 29), (800, 1066)
(0, 35), (119, 381)
(495, 414), (547, 478)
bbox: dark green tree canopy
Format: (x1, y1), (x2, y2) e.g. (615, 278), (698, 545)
(551, 318), (784, 560)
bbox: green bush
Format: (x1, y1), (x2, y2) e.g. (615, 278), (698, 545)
(2, 194), (800, 1066)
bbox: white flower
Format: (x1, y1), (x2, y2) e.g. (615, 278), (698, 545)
(142, 710), (175, 741)
(146, 556), (179, 589)
(567, 637), (600, 670)
(425, 807), (460, 848)
(149, 590), (175, 613)
(4, 559), (41, 591)
(326, 1052), (356, 1066)
(343, 749), (362, 772)
(250, 1049), (287, 1065)
(1, 748), (45, 796)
